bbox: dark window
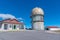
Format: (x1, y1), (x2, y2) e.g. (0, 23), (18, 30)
(10, 25), (11, 28)
(19, 24), (24, 29)
(0, 23), (2, 28)
(4, 24), (8, 30)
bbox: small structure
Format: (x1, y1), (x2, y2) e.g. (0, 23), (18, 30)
(30, 7), (44, 30)
(0, 19), (25, 31)
(46, 26), (60, 31)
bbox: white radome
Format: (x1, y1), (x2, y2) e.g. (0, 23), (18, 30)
(32, 7), (44, 15)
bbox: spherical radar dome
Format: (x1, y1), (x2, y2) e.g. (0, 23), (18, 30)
(32, 7), (44, 15)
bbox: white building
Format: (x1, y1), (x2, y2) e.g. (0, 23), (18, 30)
(30, 7), (44, 30)
(0, 19), (25, 31)
(46, 26), (60, 31)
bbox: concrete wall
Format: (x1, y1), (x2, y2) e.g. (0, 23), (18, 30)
(33, 22), (44, 30)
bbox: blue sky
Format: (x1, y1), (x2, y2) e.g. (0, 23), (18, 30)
(0, 0), (60, 28)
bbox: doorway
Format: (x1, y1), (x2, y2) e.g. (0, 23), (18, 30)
(14, 25), (16, 29)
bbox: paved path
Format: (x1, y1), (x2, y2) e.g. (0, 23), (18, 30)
(0, 30), (59, 40)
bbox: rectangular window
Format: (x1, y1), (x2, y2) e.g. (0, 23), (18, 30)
(4, 24), (8, 30)
(10, 24), (11, 28)
(19, 24), (24, 29)
(0, 23), (2, 28)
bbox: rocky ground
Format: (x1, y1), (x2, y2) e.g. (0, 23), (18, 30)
(0, 30), (59, 40)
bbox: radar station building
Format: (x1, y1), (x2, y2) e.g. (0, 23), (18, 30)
(30, 7), (44, 30)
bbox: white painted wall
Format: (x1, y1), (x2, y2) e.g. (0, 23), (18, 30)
(0, 23), (25, 31)
(1, 24), (4, 30)
(8, 24), (12, 30)
(49, 28), (60, 31)
(16, 24), (20, 30)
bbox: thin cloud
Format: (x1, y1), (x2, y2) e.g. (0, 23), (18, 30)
(17, 17), (24, 22)
(0, 14), (16, 19)
(17, 17), (24, 20)
(0, 14), (24, 22)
